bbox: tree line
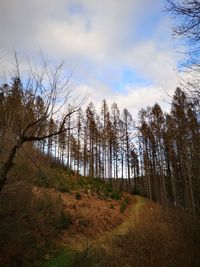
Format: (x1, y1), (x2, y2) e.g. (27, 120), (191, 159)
(0, 75), (199, 214)
(138, 88), (200, 213)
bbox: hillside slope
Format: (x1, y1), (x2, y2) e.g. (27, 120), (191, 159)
(42, 194), (200, 267)
(0, 161), (200, 267)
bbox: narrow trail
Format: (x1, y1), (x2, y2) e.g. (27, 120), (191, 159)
(93, 195), (146, 248)
(41, 194), (200, 266)
(66, 195), (146, 252)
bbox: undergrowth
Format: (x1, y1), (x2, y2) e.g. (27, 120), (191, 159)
(120, 196), (130, 213)
(34, 168), (74, 193)
(0, 183), (72, 267)
(41, 199), (200, 267)
(35, 168), (122, 201)
(77, 177), (122, 200)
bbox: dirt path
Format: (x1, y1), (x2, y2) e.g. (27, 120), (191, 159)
(93, 196), (146, 248)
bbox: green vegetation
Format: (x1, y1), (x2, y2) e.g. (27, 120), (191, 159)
(77, 177), (122, 200)
(35, 167), (74, 193)
(34, 165), (122, 202)
(40, 250), (76, 267)
(120, 196), (130, 213)
(40, 247), (111, 267)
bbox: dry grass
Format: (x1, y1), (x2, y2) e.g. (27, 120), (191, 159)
(2, 181), (199, 267)
(0, 182), (72, 267)
(44, 196), (200, 267)
(97, 198), (200, 267)
(0, 180), (132, 267)
(55, 190), (133, 249)
(1, 151), (200, 267)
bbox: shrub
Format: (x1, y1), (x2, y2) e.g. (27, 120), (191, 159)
(120, 202), (127, 213)
(35, 171), (50, 187)
(120, 197), (130, 213)
(57, 183), (70, 193)
(110, 190), (122, 200)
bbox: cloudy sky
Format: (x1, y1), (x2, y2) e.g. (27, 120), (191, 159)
(0, 0), (183, 117)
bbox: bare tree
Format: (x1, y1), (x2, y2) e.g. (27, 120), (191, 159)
(166, 0), (200, 46)
(0, 57), (79, 192)
(166, 0), (200, 114)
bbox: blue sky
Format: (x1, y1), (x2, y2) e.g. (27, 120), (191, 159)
(0, 0), (183, 116)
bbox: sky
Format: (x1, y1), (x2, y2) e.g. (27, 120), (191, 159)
(0, 0), (183, 118)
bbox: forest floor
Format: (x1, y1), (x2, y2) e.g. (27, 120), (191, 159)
(41, 191), (200, 267)
(31, 185), (134, 250)
(1, 171), (200, 267)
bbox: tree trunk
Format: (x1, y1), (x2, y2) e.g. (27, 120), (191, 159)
(0, 140), (23, 192)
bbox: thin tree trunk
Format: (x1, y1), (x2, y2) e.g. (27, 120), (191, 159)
(0, 139), (23, 192)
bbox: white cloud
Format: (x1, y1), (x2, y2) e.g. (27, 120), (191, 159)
(74, 81), (175, 120)
(0, 0), (182, 119)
